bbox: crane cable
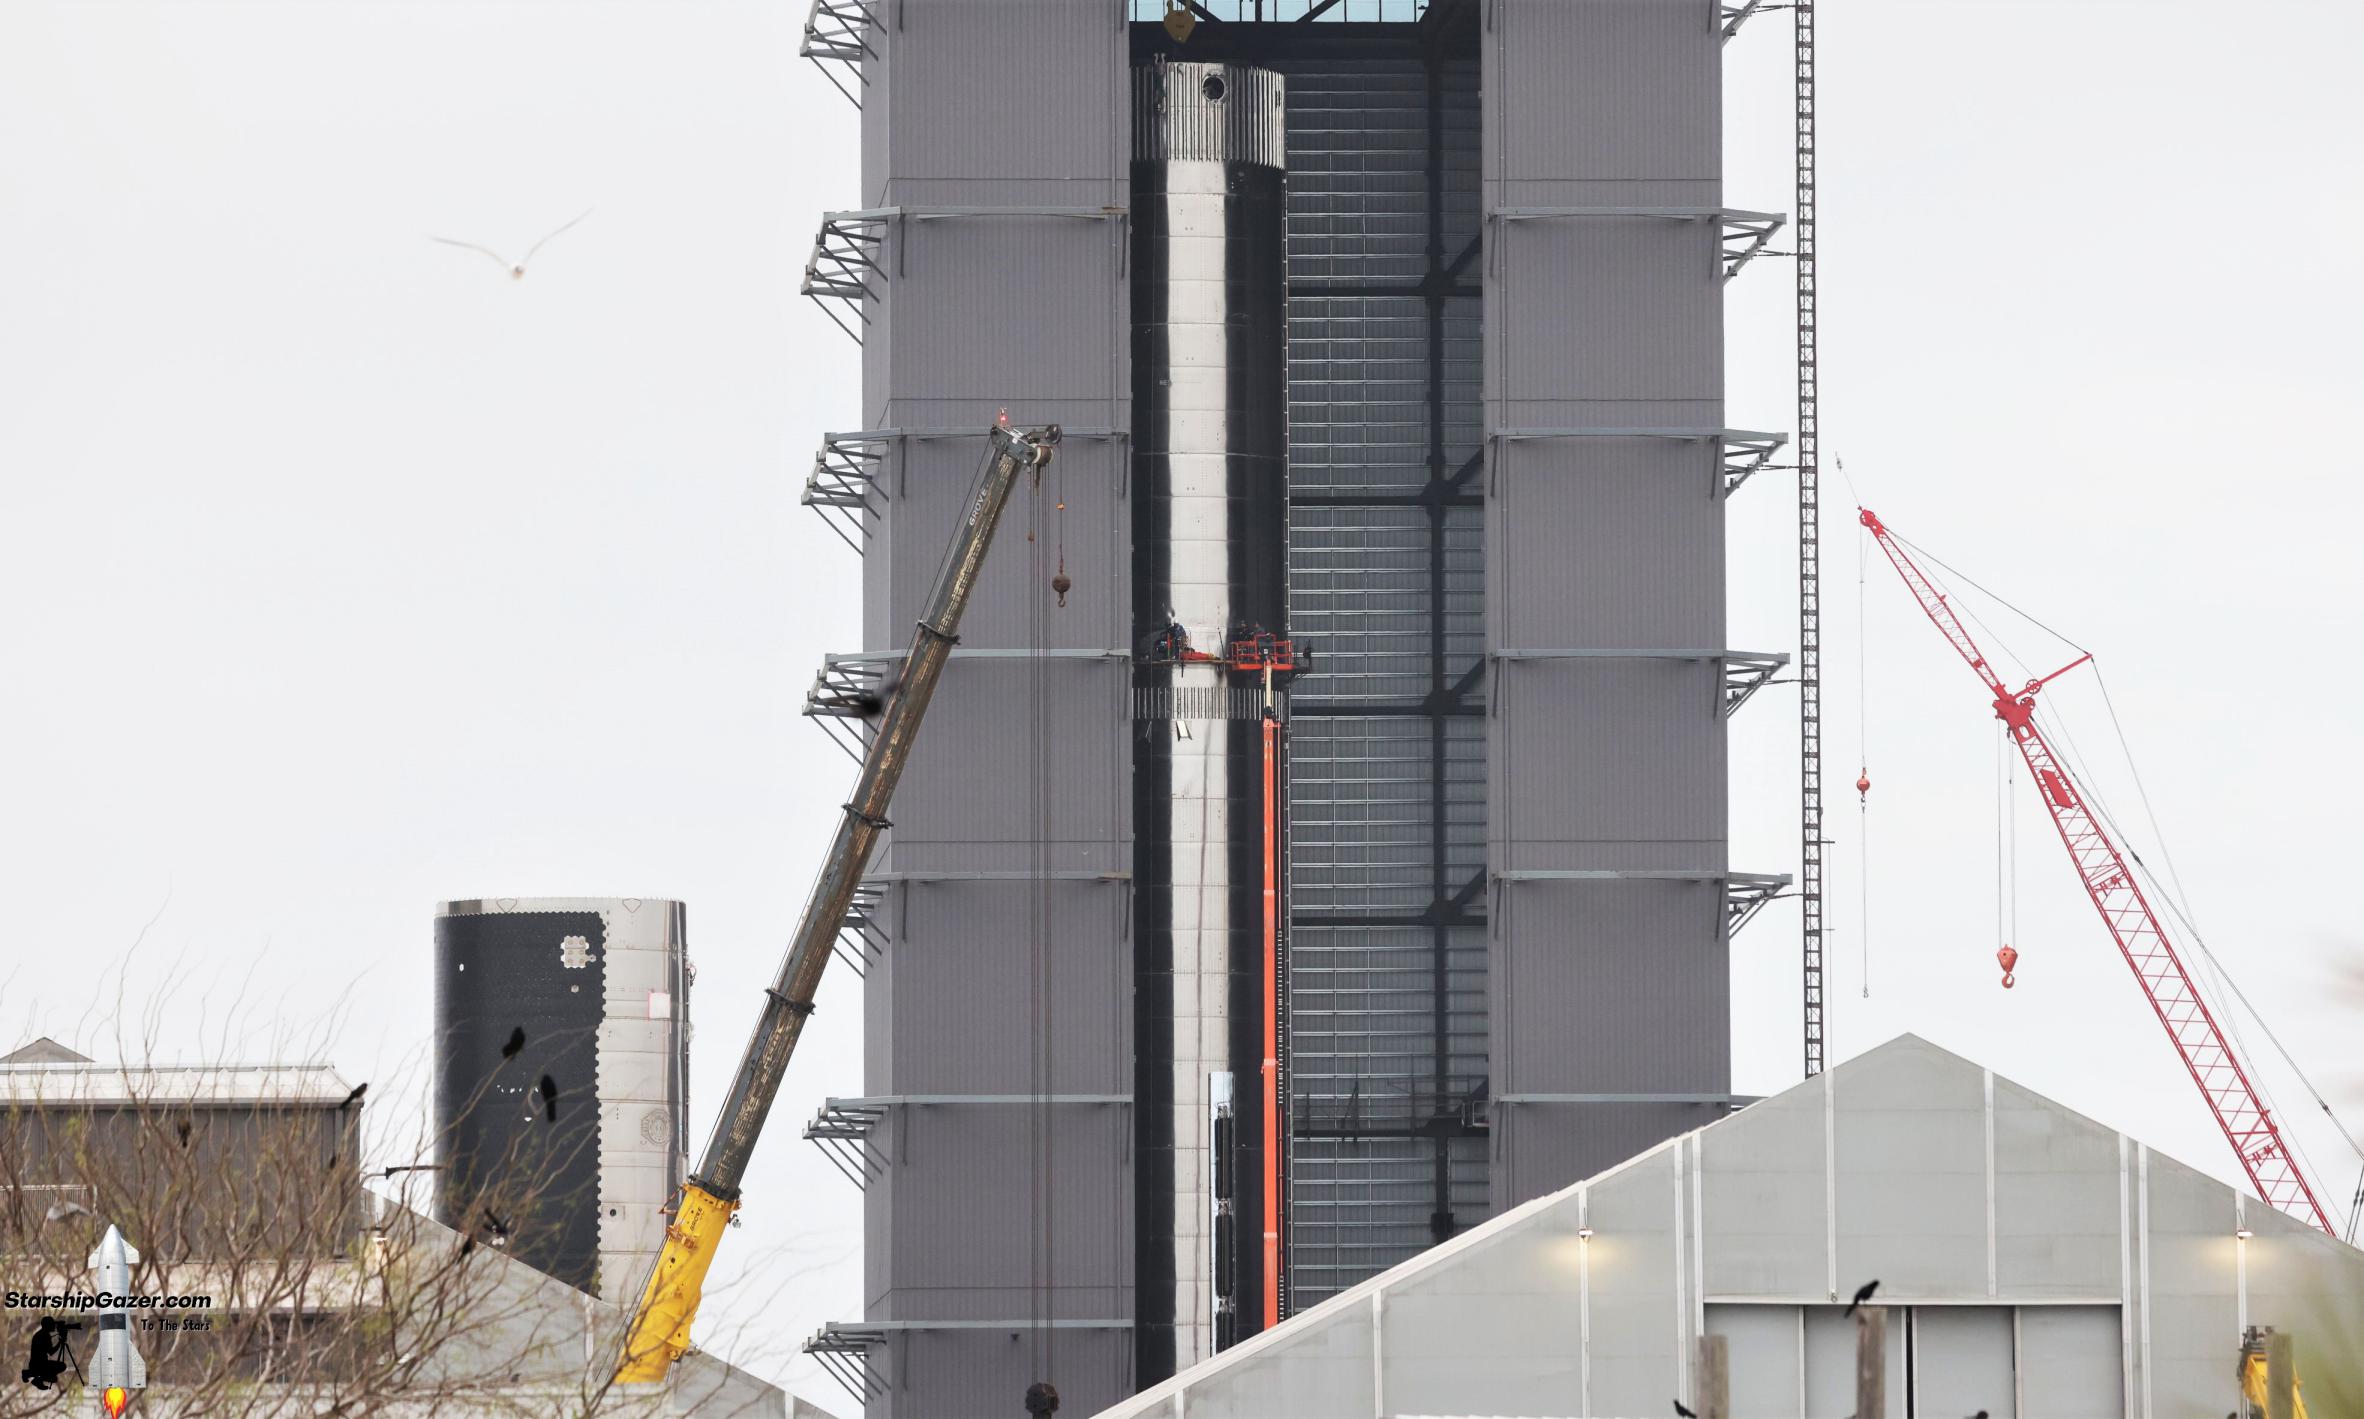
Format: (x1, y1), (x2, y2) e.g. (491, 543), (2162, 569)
(1995, 723), (2017, 986)
(1856, 507), (1870, 998)
(1842, 459), (1871, 999)
(1026, 452), (1057, 1391)
(1888, 523), (2364, 1230)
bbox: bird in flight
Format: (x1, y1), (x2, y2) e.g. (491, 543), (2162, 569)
(431, 209), (592, 281)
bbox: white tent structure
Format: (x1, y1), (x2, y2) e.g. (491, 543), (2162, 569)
(1092, 1034), (2364, 1419)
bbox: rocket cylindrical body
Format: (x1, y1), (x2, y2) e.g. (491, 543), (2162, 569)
(86, 1225), (146, 1394)
(1130, 59), (1289, 1382)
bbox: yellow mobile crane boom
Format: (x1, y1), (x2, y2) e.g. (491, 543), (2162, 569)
(617, 420), (1061, 1382)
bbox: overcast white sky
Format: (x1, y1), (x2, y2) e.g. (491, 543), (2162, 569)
(2, 1), (2358, 1406)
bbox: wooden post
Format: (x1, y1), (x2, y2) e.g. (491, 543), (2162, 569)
(1695, 1334), (1730, 1419)
(2265, 1330), (2297, 1419)
(1856, 1307), (1887, 1419)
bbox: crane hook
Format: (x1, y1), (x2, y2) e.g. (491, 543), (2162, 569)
(1856, 769), (1871, 802)
(1996, 943), (2018, 990)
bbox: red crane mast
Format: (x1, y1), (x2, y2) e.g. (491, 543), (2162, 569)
(1858, 507), (2334, 1234)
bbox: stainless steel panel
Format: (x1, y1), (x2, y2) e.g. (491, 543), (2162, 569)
(1486, 0), (1721, 209)
(878, 435), (1129, 655)
(870, 878), (1130, 1097)
(885, 215), (1126, 420)
(857, 4), (1131, 1408)
(1487, 658), (1730, 868)
(874, 1104), (1132, 1318)
(1481, 0), (1731, 1229)
(1491, 1101), (1712, 1209)
(1493, 878), (1729, 1093)
(882, 0), (1127, 208)
(882, 656), (1129, 872)
(1488, 436), (1725, 651)
(1490, 216), (1725, 413)
(886, 1327), (1133, 1419)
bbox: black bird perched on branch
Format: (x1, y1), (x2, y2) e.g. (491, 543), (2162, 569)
(538, 1074), (559, 1123)
(501, 1026), (526, 1060)
(481, 1208), (512, 1245)
(1846, 1279), (1880, 1316)
(339, 1082), (368, 1110)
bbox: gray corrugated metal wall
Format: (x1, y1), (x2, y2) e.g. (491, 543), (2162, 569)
(1261, 31), (1491, 1310)
(845, 0), (1752, 1404)
(1481, 0), (1738, 1207)
(853, 3), (1134, 1414)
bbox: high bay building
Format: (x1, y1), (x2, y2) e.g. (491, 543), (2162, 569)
(792, 2), (1790, 1412)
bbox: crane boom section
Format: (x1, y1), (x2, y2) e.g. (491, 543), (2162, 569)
(1857, 508), (2333, 1235)
(617, 423), (1061, 1383)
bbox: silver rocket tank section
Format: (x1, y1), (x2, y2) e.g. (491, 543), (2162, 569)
(433, 897), (690, 1302)
(1131, 59), (1290, 1382)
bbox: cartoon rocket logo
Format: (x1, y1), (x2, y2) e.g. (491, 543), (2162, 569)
(85, 1224), (145, 1415)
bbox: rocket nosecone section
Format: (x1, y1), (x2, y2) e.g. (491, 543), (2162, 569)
(86, 1224), (147, 1393)
(1130, 59), (1289, 1383)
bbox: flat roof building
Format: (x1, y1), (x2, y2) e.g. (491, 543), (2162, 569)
(1088, 1035), (2364, 1418)
(1, 1038), (795, 1417)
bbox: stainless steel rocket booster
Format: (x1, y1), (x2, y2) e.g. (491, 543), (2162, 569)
(86, 1224), (146, 1414)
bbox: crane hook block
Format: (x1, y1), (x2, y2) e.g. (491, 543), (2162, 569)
(1855, 770), (1871, 800)
(1996, 944), (2018, 990)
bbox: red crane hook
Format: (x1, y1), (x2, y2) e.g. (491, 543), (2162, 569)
(1996, 943), (2018, 990)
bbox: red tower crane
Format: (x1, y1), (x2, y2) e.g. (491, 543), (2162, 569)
(1858, 507), (2334, 1235)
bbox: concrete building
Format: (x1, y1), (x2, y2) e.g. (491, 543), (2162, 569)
(791, 0), (1788, 1413)
(1088, 1034), (2364, 1419)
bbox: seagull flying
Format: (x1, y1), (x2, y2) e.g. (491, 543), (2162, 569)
(431, 209), (592, 281)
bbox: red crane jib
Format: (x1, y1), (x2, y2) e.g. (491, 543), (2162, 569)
(1857, 507), (2334, 1235)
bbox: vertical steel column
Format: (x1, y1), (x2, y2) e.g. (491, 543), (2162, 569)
(1795, 0), (1826, 1080)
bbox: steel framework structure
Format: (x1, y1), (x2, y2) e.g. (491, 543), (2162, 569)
(1793, 0), (1826, 1080)
(1858, 508), (2334, 1236)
